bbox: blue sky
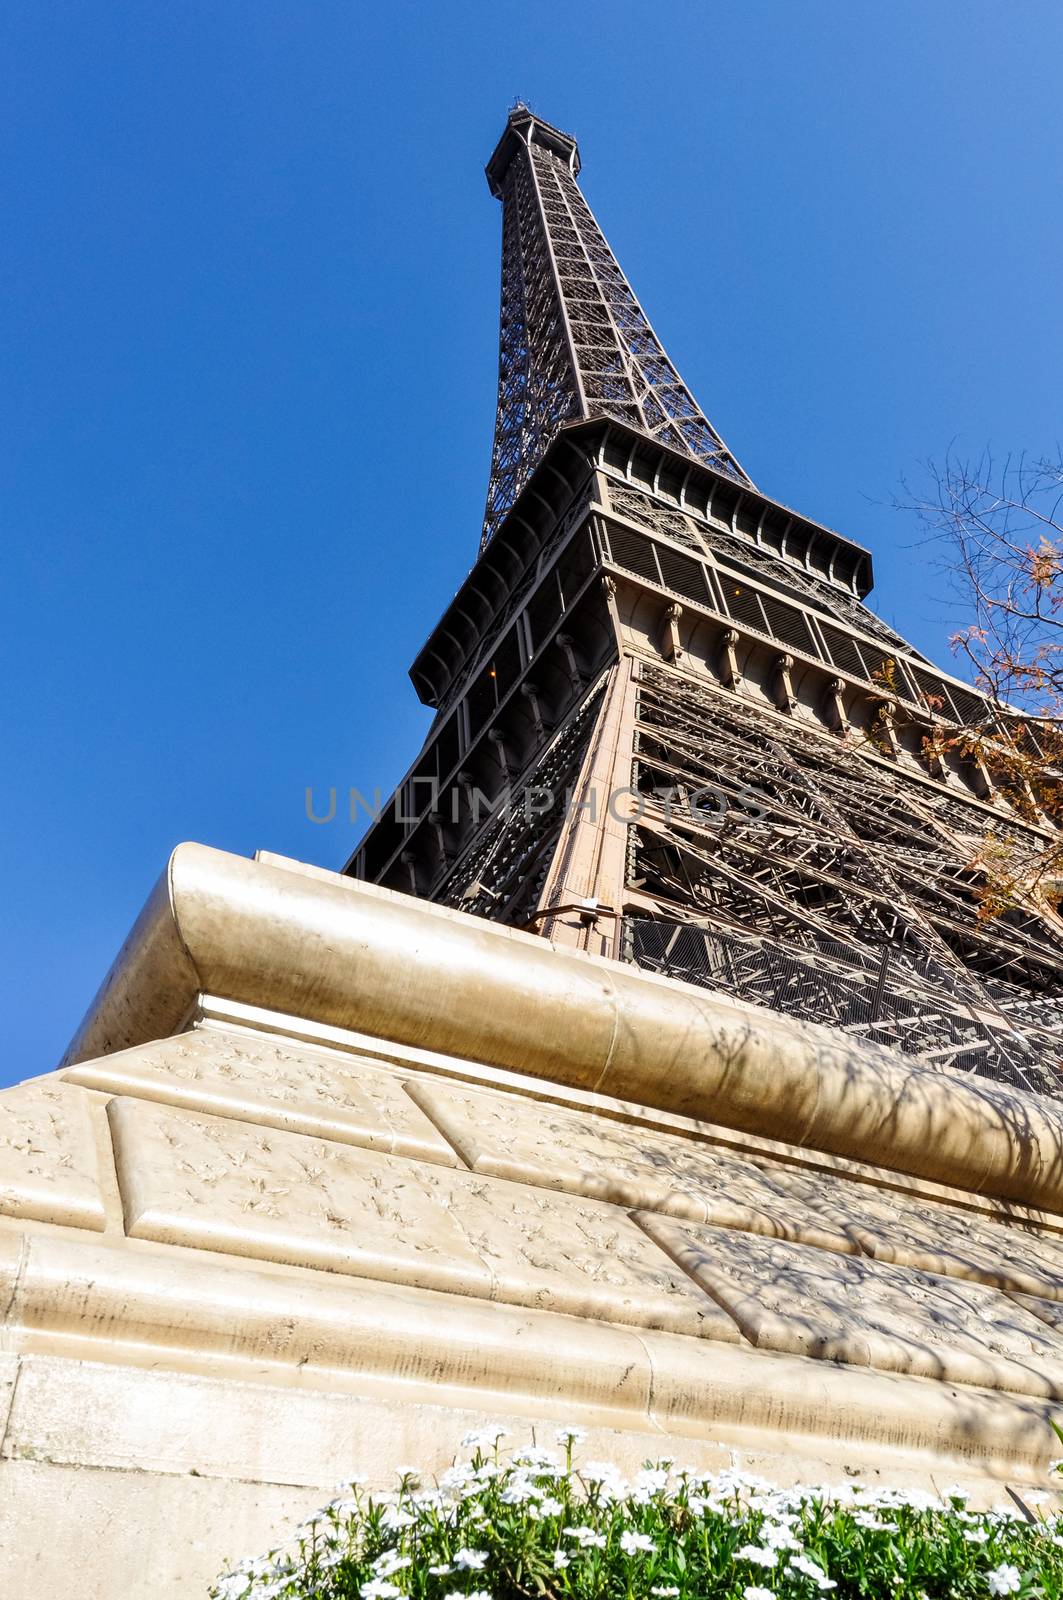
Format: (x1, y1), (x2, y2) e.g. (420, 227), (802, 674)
(2, 0), (1061, 1083)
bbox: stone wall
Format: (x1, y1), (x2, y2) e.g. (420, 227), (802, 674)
(3, 846), (1063, 1597)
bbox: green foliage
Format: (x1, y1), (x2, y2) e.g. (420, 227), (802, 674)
(212, 1431), (1063, 1600)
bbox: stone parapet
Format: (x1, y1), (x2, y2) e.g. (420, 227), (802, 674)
(65, 844), (1063, 1209)
(2, 844), (1063, 1597)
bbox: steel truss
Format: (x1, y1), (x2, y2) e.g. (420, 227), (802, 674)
(482, 109), (749, 548)
(436, 677), (609, 924)
(627, 661), (1063, 1094)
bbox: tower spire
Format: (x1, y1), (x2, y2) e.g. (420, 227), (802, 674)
(481, 107), (751, 550)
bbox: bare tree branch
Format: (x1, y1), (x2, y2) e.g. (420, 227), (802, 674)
(897, 449), (1063, 915)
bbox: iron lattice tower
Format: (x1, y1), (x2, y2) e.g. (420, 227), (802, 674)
(347, 107), (1063, 1096)
(481, 109), (749, 548)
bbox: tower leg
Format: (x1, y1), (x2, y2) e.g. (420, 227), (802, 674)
(534, 657), (639, 957)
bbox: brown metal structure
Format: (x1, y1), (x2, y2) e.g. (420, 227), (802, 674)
(346, 107), (1063, 1096)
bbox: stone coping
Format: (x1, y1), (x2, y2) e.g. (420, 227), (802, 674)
(62, 843), (1063, 1211)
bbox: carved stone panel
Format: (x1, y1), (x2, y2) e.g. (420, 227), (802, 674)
(0, 1081), (105, 1231)
(819, 1188), (1063, 1302)
(406, 1080), (857, 1253)
(66, 1030), (457, 1166)
(637, 1212), (1063, 1400)
(408, 1079), (1063, 1304)
(108, 1097), (735, 1341)
(1009, 1293), (1063, 1334)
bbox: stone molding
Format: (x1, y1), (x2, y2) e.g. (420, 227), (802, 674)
(62, 843), (1063, 1212)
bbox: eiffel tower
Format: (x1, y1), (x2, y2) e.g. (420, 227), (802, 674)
(346, 105), (1063, 1096)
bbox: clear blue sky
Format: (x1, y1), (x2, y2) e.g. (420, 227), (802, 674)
(2, 1), (1061, 1084)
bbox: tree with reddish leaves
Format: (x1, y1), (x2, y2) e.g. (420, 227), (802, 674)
(902, 451), (1063, 916)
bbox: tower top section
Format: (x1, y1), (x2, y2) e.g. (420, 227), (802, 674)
(479, 105), (751, 549)
(485, 105), (581, 195)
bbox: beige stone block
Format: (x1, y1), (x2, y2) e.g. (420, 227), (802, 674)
(0, 1455), (324, 1600)
(6, 1234), (1063, 1483)
(0, 1081), (105, 1231)
(1010, 1292), (1063, 1334)
(820, 1185), (1063, 1301)
(636, 1322), (1059, 1478)
(0, 1229), (23, 1306)
(0, 1352), (18, 1450)
(0, 1352), (676, 1491)
(637, 1212), (1063, 1399)
(3, 1352), (459, 1485)
(66, 1028), (457, 1166)
(107, 1098), (732, 1339)
(407, 1079), (855, 1252)
(5, 1232), (655, 1421)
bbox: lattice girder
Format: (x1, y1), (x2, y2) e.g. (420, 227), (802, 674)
(481, 109), (750, 548)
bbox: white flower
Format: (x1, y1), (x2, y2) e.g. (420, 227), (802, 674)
(736, 1545), (779, 1569)
(580, 1461), (628, 1502)
(619, 1530), (656, 1555)
(853, 1512), (892, 1532)
(428, 1566), (452, 1577)
(453, 1549), (488, 1571)
(554, 1553), (571, 1570)
(555, 1426), (588, 1447)
(761, 1521), (802, 1550)
(413, 1488), (446, 1512)
(986, 1567), (1022, 1597)
(440, 1465), (475, 1491)
(964, 1529), (990, 1544)
(512, 1446), (562, 1473)
(499, 1477), (539, 1506)
(360, 1583), (402, 1600)
(326, 1495), (361, 1518)
(380, 1507), (415, 1532)
(652, 1588), (680, 1597)
(330, 1476), (366, 1498)
(460, 1426), (509, 1450)
(635, 1468), (670, 1495)
(687, 1493), (725, 1516)
(565, 1525), (607, 1549)
(529, 1496), (564, 1519)
(372, 1552), (412, 1578)
(744, 1589), (776, 1600)
(212, 1579), (250, 1600)
(789, 1554), (837, 1590)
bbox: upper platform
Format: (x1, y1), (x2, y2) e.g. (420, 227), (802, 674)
(485, 104), (581, 194)
(411, 416), (874, 709)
